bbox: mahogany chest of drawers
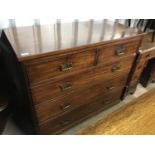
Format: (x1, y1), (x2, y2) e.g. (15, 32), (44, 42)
(0, 20), (146, 134)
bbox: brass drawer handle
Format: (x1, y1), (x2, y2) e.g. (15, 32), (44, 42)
(60, 63), (73, 71)
(111, 66), (121, 72)
(59, 82), (72, 91)
(60, 103), (71, 110)
(115, 46), (125, 56)
(60, 120), (70, 126)
(106, 86), (115, 90)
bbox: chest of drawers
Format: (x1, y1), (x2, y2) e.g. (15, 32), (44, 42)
(0, 20), (146, 134)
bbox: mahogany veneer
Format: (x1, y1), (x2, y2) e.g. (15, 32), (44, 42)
(0, 20), (146, 134)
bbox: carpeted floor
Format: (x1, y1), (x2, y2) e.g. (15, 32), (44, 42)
(77, 88), (155, 135)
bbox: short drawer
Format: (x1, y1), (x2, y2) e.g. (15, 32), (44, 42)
(98, 40), (140, 65)
(93, 54), (135, 81)
(35, 75), (127, 123)
(39, 87), (122, 134)
(31, 56), (133, 104)
(25, 49), (96, 85)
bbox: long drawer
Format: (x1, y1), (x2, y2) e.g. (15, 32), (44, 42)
(39, 86), (122, 134)
(31, 55), (134, 104)
(35, 75), (127, 123)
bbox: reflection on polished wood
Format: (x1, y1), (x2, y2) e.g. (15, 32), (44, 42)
(100, 19), (107, 41)
(32, 24), (43, 53)
(77, 88), (155, 135)
(3, 20), (145, 61)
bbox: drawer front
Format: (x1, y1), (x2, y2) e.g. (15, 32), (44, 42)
(26, 49), (96, 85)
(93, 55), (135, 81)
(39, 87), (122, 134)
(98, 40), (140, 65)
(31, 56), (134, 104)
(35, 75), (127, 123)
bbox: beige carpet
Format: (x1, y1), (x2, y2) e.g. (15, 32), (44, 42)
(77, 88), (155, 135)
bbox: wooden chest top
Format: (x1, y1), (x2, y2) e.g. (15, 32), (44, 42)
(2, 20), (145, 62)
